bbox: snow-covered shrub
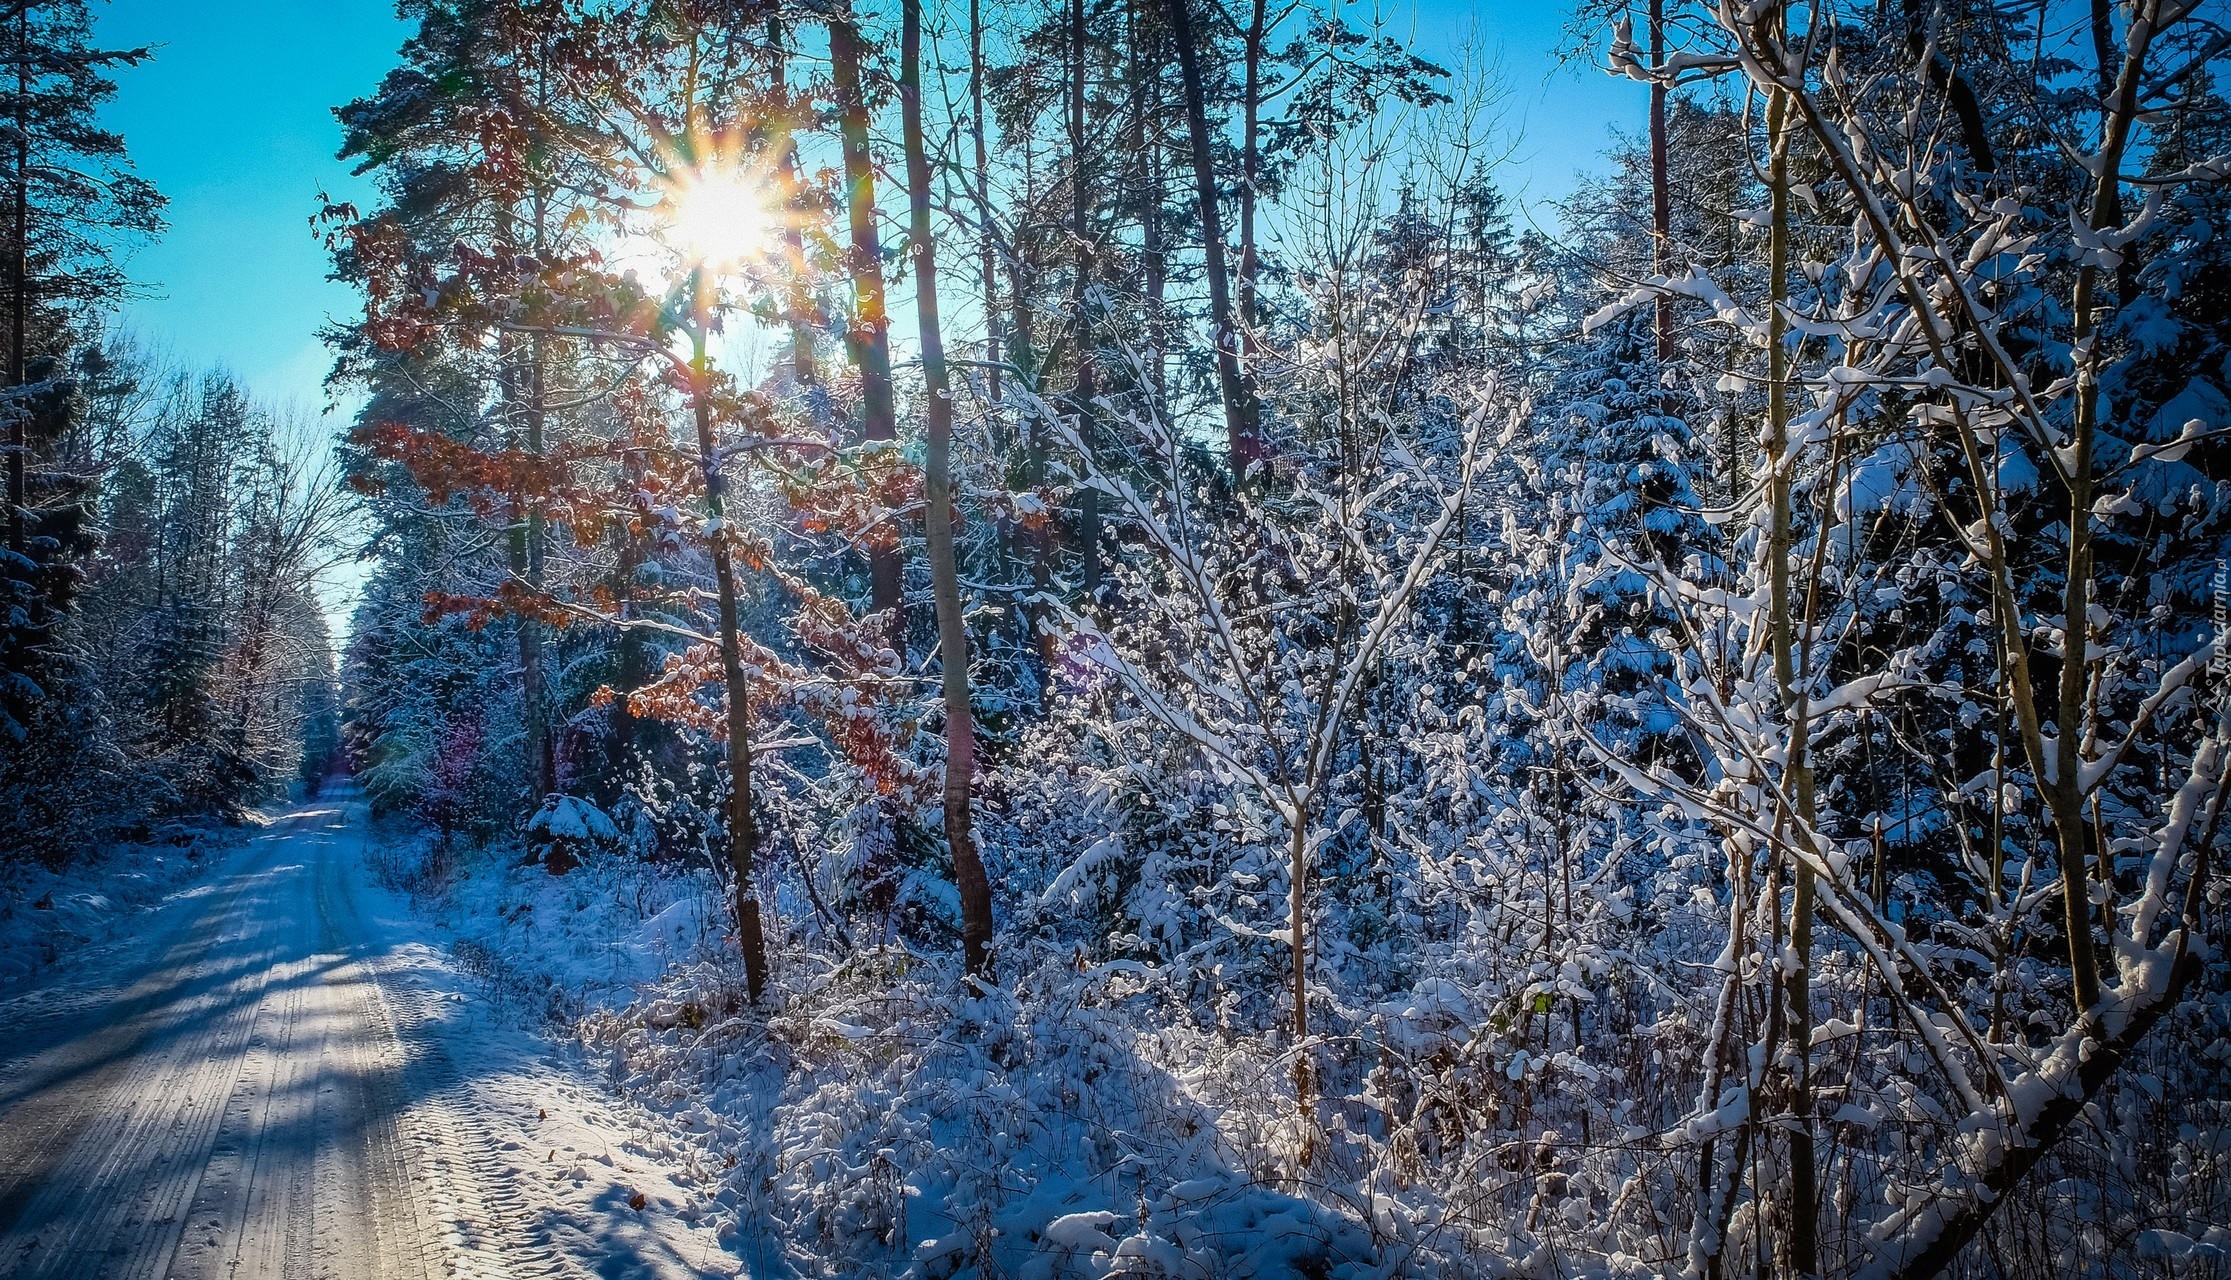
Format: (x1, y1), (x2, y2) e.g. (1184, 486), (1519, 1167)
(525, 793), (622, 874)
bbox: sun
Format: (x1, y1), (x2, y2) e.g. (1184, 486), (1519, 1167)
(661, 164), (773, 271)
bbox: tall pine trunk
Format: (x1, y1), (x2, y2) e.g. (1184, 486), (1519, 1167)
(902, 0), (995, 980)
(970, 0), (1000, 409)
(770, 20), (817, 392)
(516, 329), (553, 798)
(499, 190), (554, 805)
(1010, 149), (1052, 676)
(829, 6), (904, 644)
(505, 46), (557, 805)
(1649, 0), (1671, 361)
(1135, 7), (1166, 400)
(1237, 0), (1263, 360)
(1165, 0), (1258, 477)
(1069, 0), (1099, 599)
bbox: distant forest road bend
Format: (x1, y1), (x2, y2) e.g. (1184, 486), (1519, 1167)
(0, 799), (449, 1280)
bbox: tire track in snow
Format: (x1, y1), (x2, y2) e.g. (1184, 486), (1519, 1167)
(322, 816), (578, 1280)
(333, 800), (747, 1280)
(0, 820), (306, 1277)
(0, 797), (737, 1280)
(0, 808), (447, 1280)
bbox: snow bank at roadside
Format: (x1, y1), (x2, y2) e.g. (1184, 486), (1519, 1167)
(0, 819), (249, 991)
(397, 834), (1395, 1280)
(346, 819), (744, 1279)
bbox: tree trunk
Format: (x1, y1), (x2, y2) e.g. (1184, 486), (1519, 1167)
(1649, 0), (1672, 362)
(1237, 0), (1264, 358)
(1288, 815), (1311, 1165)
(1069, 0), (1100, 600)
(1903, 0), (1997, 174)
(512, 330), (553, 800)
(608, 521), (645, 780)
(770, 20), (818, 392)
(829, 6), (904, 646)
(2045, 0), (2153, 1017)
(1164, 0), (1259, 478)
(1138, 13), (1166, 401)
(970, 0), (1000, 409)
(904, 0), (995, 981)
(496, 202), (552, 807)
(8, 0), (27, 560)
(1762, 82), (1821, 1277)
(515, 53), (558, 802)
(1006, 146), (1052, 675)
(692, 318), (770, 1004)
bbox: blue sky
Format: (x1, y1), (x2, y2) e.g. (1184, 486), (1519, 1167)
(97, 0), (410, 412)
(92, 0), (1639, 414)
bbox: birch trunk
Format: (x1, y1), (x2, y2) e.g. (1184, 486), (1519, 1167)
(903, 0), (996, 979)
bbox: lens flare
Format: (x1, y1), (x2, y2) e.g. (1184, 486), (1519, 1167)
(662, 165), (771, 270)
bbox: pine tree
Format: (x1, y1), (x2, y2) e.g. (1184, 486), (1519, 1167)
(0, 0), (161, 758)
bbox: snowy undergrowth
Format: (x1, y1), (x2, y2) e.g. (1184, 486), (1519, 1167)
(374, 823), (720, 1025)
(0, 817), (248, 991)
(398, 820), (2231, 1280)
(685, 953), (1381, 1280)
(411, 840), (1399, 1280)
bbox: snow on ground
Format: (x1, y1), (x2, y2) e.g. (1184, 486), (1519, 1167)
(0, 796), (746, 1279)
(0, 800), (1425, 1277)
(344, 809), (747, 1278)
(0, 818), (254, 992)
(399, 833), (1394, 1280)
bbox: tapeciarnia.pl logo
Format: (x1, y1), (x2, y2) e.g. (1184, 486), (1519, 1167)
(2214, 559), (2229, 681)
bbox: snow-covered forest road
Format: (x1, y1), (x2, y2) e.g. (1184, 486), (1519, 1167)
(0, 798), (739, 1280)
